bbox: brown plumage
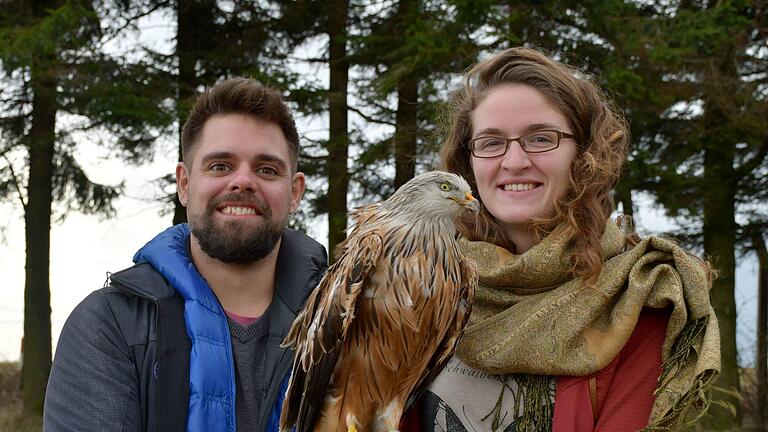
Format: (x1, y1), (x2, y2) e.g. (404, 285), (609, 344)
(280, 171), (479, 432)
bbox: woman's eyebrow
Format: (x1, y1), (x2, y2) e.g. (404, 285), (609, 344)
(473, 127), (506, 137)
(474, 123), (565, 138)
(520, 123), (564, 134)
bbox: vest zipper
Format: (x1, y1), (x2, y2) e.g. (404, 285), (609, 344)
(261, 356), (293, 432)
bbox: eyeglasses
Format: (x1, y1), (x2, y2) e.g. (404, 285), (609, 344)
(468, 130), (575, 158)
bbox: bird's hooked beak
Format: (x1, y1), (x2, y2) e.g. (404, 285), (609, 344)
(459, 191), (480, 213)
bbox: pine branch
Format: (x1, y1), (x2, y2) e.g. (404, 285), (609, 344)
(735, 140), (768, 180)
(347, 104), (395, 126)
(68, 118), (110, 133)
(1, 152), (27, 211)
(0, 141), (22, 162)
(287, 54), (328, 63)
(100, 0), (173, 45)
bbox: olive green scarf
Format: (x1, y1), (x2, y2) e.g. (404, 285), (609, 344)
(456, 219), (720, 430)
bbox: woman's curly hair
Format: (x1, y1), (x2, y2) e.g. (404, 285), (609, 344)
(440, 47), (630, 280)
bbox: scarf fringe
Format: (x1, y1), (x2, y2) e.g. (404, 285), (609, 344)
(486, 374), (554, 432)
(657, 315), (709, 389)
(642, 371), (718, 431)
(513, 375), (554, 432)
(642, 315), (719, 431)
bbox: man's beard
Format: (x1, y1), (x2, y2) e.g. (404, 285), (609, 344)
(189, 193), (286, 265)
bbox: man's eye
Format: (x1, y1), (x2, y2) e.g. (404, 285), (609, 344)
(256, 166), (278, 176)
(210, 163), (229, 172)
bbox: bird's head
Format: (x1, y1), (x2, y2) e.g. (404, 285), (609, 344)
(386, 171), (480, 218)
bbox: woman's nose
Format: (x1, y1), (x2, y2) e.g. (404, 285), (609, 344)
(500, 140), (533, 171)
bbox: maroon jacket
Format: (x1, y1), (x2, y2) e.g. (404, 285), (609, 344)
(553, 308), (669, 431)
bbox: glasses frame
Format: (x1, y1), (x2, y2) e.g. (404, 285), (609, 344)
(468, 129), (575, 158)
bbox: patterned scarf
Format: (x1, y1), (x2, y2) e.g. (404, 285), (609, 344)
(456, 218), (720, 430)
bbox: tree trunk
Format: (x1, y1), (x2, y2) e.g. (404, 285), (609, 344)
(174, 0), (216, 225)
(394, 77), (418, 189)
(755, 232), (768, 431)
(615, 179), (634, 219)
(22, 60), (57, 416)
(702, 108), (741, 429)
(698, 29), (744, 427)
(326, 0), (349, 258)
(392, 0), (419, 189)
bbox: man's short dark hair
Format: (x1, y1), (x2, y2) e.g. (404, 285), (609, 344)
(181, 78), (300, 170)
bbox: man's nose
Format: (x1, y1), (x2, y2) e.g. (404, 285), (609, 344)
(228, 165), (259, 192)
(500, 140), (532, 171)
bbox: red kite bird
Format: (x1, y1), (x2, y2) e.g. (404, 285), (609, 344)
(279, 171), (479, 432)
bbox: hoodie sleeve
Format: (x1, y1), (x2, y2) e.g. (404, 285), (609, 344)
(44, 289), (142, 432)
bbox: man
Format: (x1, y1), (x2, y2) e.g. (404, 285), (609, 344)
(43, 78), (328, 432)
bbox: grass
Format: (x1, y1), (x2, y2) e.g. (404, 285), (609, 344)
(0, 362), (41, 432)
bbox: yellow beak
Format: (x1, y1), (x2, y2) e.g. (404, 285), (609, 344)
(461, 192), (480, 213)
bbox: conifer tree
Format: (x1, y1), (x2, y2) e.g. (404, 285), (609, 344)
(619, 1), (767, 427)
(0, 0), (173, 413)
(345, 0), (480, 200)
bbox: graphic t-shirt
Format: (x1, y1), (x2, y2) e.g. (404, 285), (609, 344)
(415, 356), (555, 432)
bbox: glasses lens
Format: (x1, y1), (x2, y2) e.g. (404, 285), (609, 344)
(520, 130), (559, 152)
(473, 136), (507, 157)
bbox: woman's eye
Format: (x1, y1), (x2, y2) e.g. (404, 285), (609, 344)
(480, 137), (505, 149)
(527, 133), (556, 144)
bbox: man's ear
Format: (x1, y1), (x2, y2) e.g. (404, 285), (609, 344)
(290, 171), (306, 213)
(176, 162), (190, 207)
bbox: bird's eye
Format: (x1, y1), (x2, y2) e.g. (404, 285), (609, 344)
(440, 182), (452, 191)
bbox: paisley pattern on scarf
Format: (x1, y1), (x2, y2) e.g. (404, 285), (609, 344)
(455, 219), (720, 430)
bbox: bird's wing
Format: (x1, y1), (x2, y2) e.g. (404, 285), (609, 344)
(280, 230), (384, 432)
(349, 203), (380, 227)
(332, 203), (381, 259)
(403, 253), (477, 411)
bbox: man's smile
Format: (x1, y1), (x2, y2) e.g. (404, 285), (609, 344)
(218, 205), (261, 216)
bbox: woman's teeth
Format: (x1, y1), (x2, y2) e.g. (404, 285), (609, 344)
(503, 183), (536, 192)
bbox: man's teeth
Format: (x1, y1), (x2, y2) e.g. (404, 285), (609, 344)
(221, 206), (256, 215)
(503, 183), (536, 191)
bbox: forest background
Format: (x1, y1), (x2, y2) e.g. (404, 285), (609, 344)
(0, 0), (766, 431)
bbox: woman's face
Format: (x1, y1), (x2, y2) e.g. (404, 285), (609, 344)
(470, 84), (578, 248)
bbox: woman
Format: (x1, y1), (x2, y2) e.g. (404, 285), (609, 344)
(404, 47), (720, 431)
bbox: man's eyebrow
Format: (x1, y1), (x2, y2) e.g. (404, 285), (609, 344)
(254, 154), (288, 170)
(200, 151), (234, 164)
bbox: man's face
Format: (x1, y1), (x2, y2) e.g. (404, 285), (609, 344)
(176, 114), (305, 264)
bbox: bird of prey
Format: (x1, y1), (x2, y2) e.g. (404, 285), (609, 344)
(279, 171), (479, 432)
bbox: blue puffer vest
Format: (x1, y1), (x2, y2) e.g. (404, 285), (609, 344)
(133, 224), (326, 432)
